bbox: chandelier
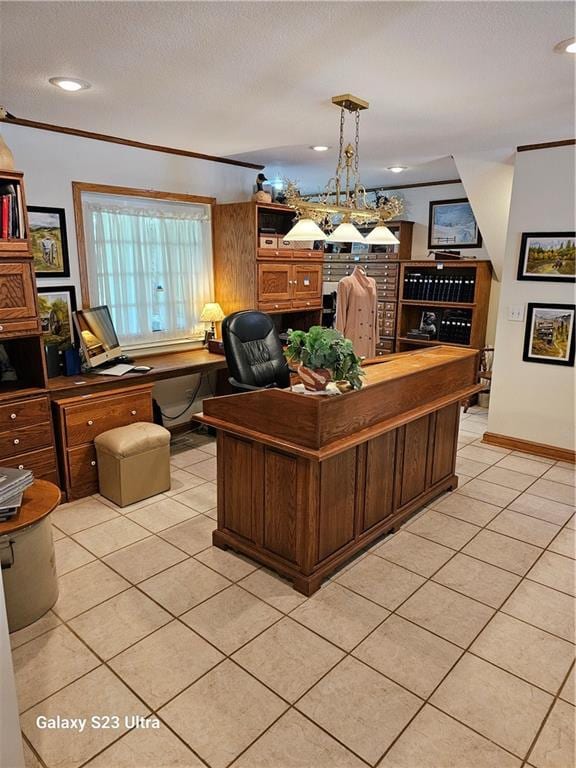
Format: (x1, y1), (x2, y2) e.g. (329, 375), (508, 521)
(284, 94), (404, 244)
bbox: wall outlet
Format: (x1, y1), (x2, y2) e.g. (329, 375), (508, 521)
(508, 304), (525, 322)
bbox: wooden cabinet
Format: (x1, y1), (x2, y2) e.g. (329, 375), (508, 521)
(0, 262), (37, 322)
(53, 384), (154, 500)
(257, 262), (322, 310)
(0, 394), (58, 483)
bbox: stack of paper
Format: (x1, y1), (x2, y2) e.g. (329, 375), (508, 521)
(0, 467), (34, 522)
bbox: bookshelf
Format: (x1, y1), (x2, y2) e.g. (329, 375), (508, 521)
(396, 260), (493, 351)
(0, 170), (28, 253)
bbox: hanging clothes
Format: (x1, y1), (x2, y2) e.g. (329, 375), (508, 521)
(335, 266), (378, 358)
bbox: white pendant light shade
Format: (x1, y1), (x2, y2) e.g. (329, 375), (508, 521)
(284, 218), (327, 241)
(326, 222), (365, 243)
(364, 225), (400, 245)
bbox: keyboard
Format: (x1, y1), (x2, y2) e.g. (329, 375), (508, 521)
(93, 364), (134, 377)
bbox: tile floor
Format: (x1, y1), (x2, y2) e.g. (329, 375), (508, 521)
(10, 407), (576, 768)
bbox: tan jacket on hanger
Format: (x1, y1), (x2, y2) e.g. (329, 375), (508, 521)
(335, 266), (378, 358)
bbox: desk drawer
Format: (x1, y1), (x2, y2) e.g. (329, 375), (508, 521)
(291, 299), (322, 310)
(258, 300), (293, 313)
(0, 396), (50, 432)
(0, 318), (41, 338)
(67, 445), (98, 492)
(3, 446), (57, 476)
(64, 391), (153, 447)
(0, 421), (52, 459)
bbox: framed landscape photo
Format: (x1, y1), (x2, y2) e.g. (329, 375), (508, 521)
(428, 198), (482, 249)
(28, 206), (70, 278)
(37, 286), (77, 348)
(517, 232), (575, 282)
(523, 303), (575, 367)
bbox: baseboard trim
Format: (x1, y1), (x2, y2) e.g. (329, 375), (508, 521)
(482, 432), (575, 463)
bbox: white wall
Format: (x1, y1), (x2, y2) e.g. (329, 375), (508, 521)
(488, 145), (575, 451)
(2, 125), (254, 423)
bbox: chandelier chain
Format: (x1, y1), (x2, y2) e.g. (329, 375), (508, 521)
(354, 108), (360, 181)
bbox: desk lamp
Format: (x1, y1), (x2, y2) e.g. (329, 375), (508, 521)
(200, 302), (225, 344)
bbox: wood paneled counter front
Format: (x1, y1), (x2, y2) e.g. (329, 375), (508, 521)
(198, 346), (481, 595)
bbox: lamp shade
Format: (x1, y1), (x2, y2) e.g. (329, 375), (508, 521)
(284, 218), (327, 241)
(364, 226), (400, 245)
(200, 302), (225, 322)
(326, 222), (366, 243)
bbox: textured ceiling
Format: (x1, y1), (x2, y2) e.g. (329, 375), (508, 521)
(1, 1), (574, 190)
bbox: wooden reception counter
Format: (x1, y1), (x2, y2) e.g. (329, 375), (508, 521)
(198, 346), (481, 595)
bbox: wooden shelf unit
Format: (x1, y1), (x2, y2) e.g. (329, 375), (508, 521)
(213, 201), (324, 334)
(396, 260), (493, 352)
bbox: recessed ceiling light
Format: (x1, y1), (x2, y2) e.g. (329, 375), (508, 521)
(49, 77), (91, 92)
(310, 145), (330, 152)
(387, 166), (407, 173)
(554, 37), (576, 54)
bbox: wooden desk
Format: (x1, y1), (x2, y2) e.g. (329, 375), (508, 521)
(198, 346), (481, 595)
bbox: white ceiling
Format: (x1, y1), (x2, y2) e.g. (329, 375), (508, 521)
(1, 1), (574, 191)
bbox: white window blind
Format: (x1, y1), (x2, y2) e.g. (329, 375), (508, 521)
(82, 192), (213, 348)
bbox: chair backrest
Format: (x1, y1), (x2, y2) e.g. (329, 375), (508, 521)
(222, 310), (290, 389)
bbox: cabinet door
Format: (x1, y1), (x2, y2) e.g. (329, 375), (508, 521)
(0, 262), (37, 320)
(257, 263), (291, 302)
(291, 264), (322, 300)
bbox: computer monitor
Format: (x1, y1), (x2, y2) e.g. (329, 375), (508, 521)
(73, 305), (123, 368)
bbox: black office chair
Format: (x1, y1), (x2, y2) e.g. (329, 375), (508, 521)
(222, 310), (291, 391)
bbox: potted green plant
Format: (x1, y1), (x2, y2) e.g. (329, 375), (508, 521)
(287, 326), (364, 392)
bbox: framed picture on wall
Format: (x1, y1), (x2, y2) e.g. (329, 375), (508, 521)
(523, 303), (575, 367)
(37, 286), (77, 348)
(28, 206), (70, 278)
(517, 232), (575, 282)
(428, 198), (482, 249)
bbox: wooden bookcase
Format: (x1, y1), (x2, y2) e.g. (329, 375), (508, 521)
(396, 260), (493, 351)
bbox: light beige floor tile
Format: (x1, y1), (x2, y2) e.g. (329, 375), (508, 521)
(462, 529), (542, 575)
(233, 708), (365, 768)
(109, 620), (223, 709)
(433, 553), (521, 608)
(72, 516), (150, 557)
(10, 611), (61, 650)
(165, 468), (206, 497)
(20, 666), (149, 768)
(139, 558), (230, 615)
(181, 585), (282, 654)
(529, 478), (576, 506)
(290, 583), (388, 651)
(199, 441), (217, 456)
(495, 455), (550, 477)
(50, 524), (66, 541)
(527, 551), (576, 596)
(548, 528), (576, 559)
(397, 581), (494, 648)
(184, 457), (216, 481)
(195, 546), (258, 581)
(560, 666), (575, 705)
(374, 530), (454, 577)
(431, 653), (552, 756)
(171, 482), (217, 512)
(511, 450), (555, 465)
(160, 514), (215, 555)
(471, 440), (509, 454)
(565, 514), (575, 529)
(337, 554), (425, 610)
(379, 704), (522, 768)
(184, 432), (214, 448)
(457, 419), (485, 435)
(297, 655), (421, 765)
(542, 465), (576, 487)
(458, 474), (473, 487)
(233, 617), (344, 703)
(528, 699), (575, 768)
(502, 580), (575, 643)
(22, 741), (43, 768)
(457, 444), (505, 466)
(103, 535), (188, 583)
(430, 493), (502, 526)
(407, 510), (480, 550)
(456, 478), (520, 507)
(54, 537), (96, 575)
(239, 568), (308, 613)
(478, 466), (537, 492)
(353, 614), (462, 698)
(53, 560), (130, 621)
(471, 612), (574, 693)
(88, 722), (205, 767)
(159, 659), (286, 768)
(94, 492), (164, 515)
(456, 456), (491, 478)
(488, 509), (560, 547)
(203, 506), (217, 520)
(509, 493), (575, 526)
(170, 446), (212, 468)
(51, 498), (119, 534)
(69, 588), (171, 659)
(13, 625), (99, 712)
(126, 497), (200, 533)
(458, 433), (478, 448)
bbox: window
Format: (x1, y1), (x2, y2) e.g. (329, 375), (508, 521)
(76, 185), (214, 348)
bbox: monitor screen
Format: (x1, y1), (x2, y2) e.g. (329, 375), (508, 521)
(74, 305), (122, 367)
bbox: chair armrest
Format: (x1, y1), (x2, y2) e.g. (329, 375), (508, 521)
(228, 377), (262, 392)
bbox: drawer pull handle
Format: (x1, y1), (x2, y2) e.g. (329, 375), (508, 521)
(0, 325), (3, 331)
(13, 439), (19, 445)
(10, 413), (16, 420)
(87, 419), (94, 426)
(90, 460), (96, 467)
(274, 304), (279, 309)
(131, 410), (137, 416)
(18, 464), (24, 470)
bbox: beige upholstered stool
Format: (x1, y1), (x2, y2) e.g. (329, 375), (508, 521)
(94, 422), (171, 507)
